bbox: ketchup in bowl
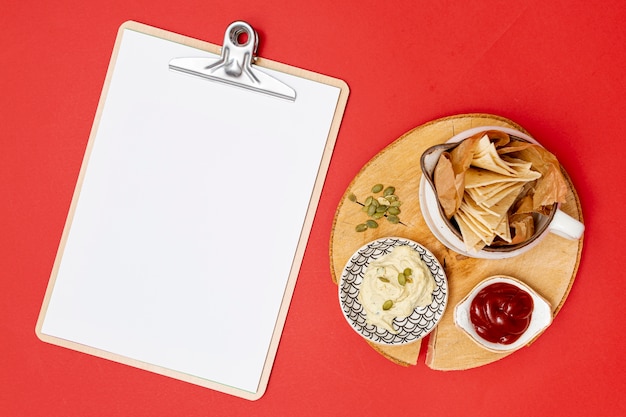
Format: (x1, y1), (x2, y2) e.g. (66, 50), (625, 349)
(469, 282), (534, 345)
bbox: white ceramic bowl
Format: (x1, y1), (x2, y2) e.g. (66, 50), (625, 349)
(454, 275), (552, 353)
(338, 237), (448, 345)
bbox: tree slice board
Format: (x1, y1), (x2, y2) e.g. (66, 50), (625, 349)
(329, 113), (583, 370)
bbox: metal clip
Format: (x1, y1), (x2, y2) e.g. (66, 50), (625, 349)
(169, 21), (296, 101)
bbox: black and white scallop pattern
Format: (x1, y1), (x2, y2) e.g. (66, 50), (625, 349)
(339, 237), (448, 345)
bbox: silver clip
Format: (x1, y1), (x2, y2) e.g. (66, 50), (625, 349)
(169, 21), (296, 101)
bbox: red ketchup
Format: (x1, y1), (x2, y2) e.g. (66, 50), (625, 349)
(469, 282), (534, 345)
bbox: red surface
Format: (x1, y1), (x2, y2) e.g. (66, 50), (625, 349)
(2, 1), (625, 416)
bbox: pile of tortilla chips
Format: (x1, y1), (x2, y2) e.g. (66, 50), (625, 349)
(433, 130), (568, 252)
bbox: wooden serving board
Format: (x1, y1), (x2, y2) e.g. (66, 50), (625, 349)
(329, 113), (583, 370)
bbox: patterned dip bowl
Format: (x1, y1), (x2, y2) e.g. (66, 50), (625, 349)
(338, 237), (448, 345)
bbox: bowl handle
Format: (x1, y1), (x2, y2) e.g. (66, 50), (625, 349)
(548, 209), (584, 240)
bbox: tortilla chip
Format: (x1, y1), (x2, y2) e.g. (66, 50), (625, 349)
(471, 135), (518, 176)
(459, 212), (493, 245)
(469, 182), (524, 209)
(484, 130), (511, 148)
(500, 156), (535, 177)
(482, 183), (523, 218)
(496, 139), (535, 155)
(455, 212), (486, 252)
(495, 214), (512, 243)
(464, 167), (540, 188)
(459, 199), (500, 236)
(470, 181), (516, 198)
(460, 191), (515, 242)
(455, 209), (494, 250)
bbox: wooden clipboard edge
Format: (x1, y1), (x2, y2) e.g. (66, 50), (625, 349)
(35, 20), (349, 401)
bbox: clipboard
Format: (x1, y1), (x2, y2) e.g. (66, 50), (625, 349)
(35, 20), (349, 400)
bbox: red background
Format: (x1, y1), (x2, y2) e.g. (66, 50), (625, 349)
(2, 1), (625, 416)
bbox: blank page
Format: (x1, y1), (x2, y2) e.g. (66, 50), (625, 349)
(37, 24), (345, 398)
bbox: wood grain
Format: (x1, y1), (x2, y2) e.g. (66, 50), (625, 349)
(329, 114), (583, 370)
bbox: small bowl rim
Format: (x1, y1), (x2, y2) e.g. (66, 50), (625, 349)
(453, 275), (553, 353)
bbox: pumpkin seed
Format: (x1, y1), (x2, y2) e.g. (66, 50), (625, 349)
(387, 206), (400, 215)
(355, 223), (368, 232)
(383, 186), (395, 196)
(348, 193), (357, 202)
(366, 220), (379, 228)
(397, 273), (406, 286)
(387, 215), (400, 224)
(378, 276), (390, 283)
(376, 205), (387, 213)
(364, 196), (373, 206)
(371, 212), (385, 219)
(371, 184), (384, 193)
(367, 204), (377, 216)
(403, 268), (413, 277)
(382, 300), (393, 310)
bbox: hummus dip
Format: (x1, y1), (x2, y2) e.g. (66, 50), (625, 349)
(358, 245), (435, 333)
